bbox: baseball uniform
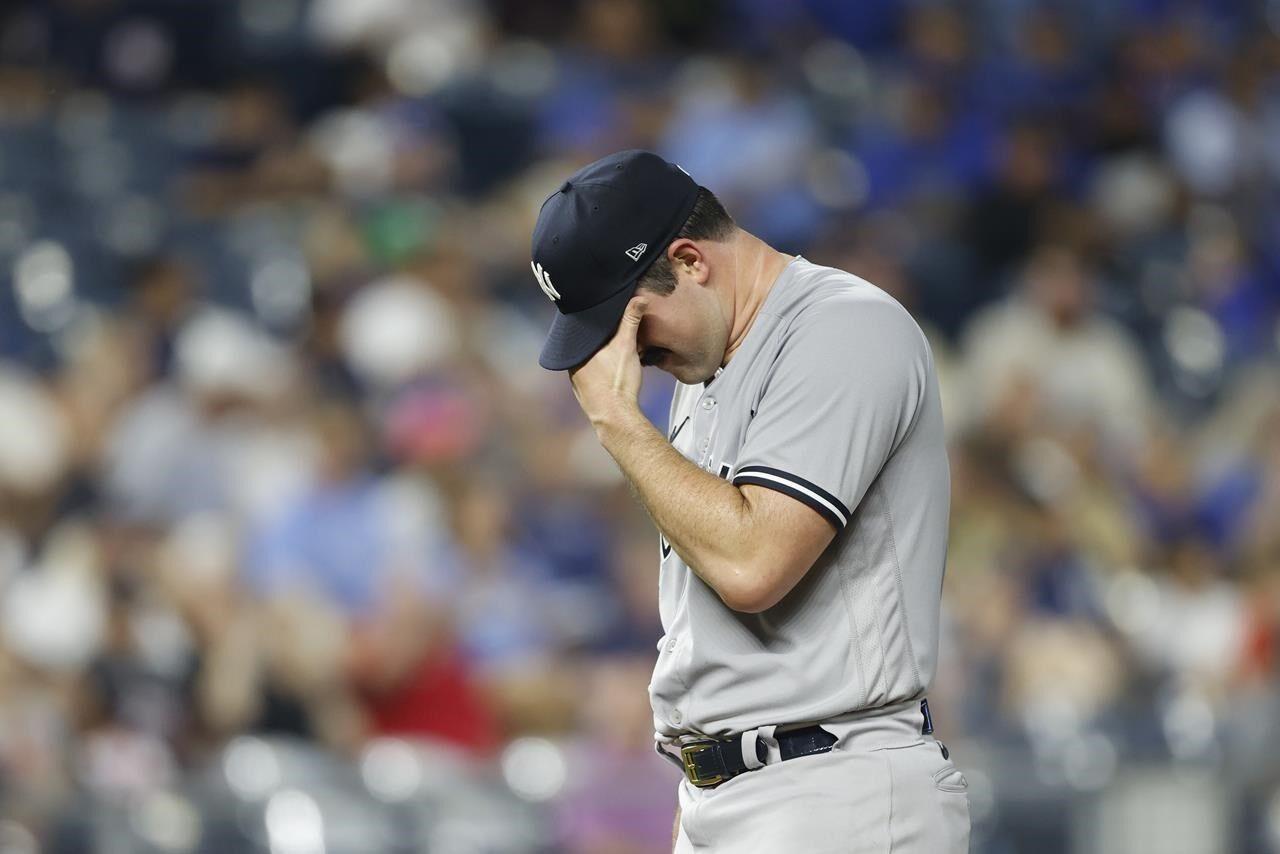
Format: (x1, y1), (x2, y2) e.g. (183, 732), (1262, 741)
(652, 256), (969, 853)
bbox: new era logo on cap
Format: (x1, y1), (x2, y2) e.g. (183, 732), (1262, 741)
(625, 243), (647, 261)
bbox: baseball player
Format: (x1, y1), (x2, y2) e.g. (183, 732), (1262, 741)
(533, 150), (969, 853)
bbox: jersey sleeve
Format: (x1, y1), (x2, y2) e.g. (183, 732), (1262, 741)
(731, 295), (930, 531)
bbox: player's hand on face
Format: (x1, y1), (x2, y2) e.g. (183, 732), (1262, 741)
(568, 296), (648, 427)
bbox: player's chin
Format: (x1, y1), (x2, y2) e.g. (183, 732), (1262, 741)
(667, 361), (715, 385)
(650, 361), (685, 382)
(643, 350), (710, 384)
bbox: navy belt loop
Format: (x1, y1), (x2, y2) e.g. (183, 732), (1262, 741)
(920, 698), (934, 735)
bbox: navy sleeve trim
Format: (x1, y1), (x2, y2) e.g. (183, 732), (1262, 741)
(732, 465), (851, 529)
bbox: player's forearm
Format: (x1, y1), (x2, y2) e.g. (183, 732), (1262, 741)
(593, 406), (762, 607)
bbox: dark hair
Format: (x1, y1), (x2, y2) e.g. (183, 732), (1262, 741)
(636, 186), (736, 295)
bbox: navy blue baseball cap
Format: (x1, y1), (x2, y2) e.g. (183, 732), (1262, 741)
(533, 150), (699, 371)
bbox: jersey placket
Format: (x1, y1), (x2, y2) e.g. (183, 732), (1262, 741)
(691, 392), (719, 470)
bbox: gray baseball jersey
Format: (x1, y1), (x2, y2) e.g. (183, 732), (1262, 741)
(650, 256), (951, 739)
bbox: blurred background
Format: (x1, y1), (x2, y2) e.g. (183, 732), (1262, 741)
(0, 0), (1278, 852)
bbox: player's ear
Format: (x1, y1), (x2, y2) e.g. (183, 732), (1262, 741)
(668, 239), (708, 285)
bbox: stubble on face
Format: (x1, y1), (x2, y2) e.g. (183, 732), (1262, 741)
(636, 258), (731, 383)
(646, 304), (725, 384)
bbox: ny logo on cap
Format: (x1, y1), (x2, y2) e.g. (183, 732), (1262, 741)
(625, 243), (647, 261)
(531, 261), (561, 303)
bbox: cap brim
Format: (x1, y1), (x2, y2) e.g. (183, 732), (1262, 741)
(538, 282), (639, 371)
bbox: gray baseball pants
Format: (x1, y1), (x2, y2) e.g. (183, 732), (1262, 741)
(669, 700), (970, 853)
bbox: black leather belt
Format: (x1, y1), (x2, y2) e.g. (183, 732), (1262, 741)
(658, 700), (938, 788)
(664, 725), (837, 788)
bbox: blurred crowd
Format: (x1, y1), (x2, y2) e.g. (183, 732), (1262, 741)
(1, 0), (1280, 852)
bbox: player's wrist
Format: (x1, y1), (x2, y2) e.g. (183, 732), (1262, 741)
(589, 397), (647, 441)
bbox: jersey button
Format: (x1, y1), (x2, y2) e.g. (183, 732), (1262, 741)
(666, 638), (677, 653)
(671, 710), (683, 724)
(700, 398), (714, 409)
